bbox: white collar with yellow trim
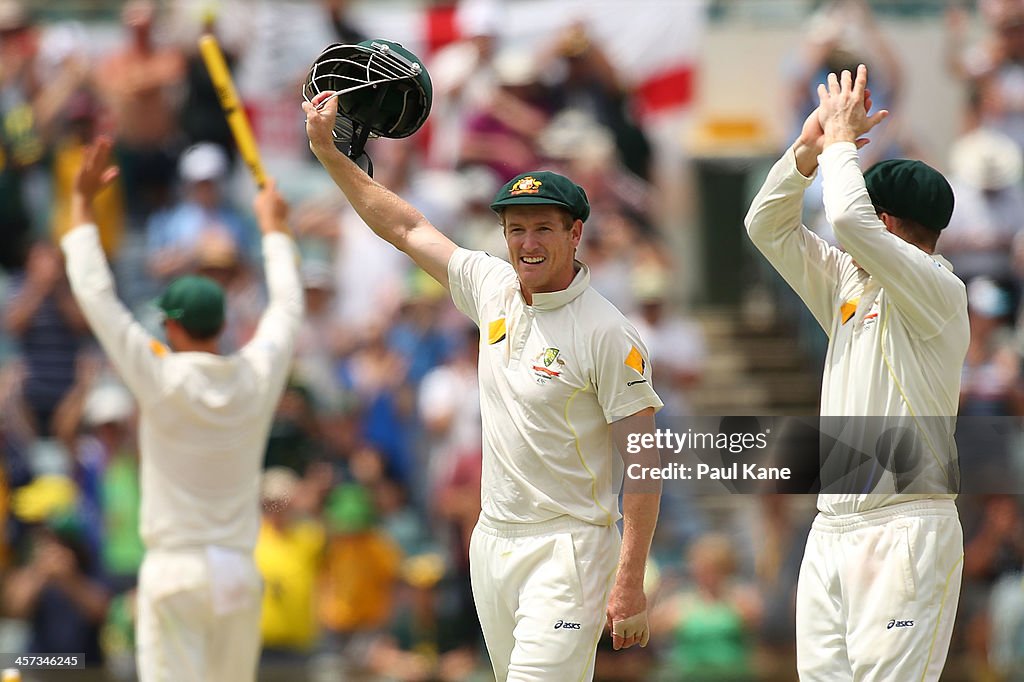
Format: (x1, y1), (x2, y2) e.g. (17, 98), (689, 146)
(521, 261), (590, 311)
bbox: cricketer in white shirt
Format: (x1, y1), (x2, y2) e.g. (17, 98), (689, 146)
(305, 89), (664, 682)
(745, 67), (968, 681)
(62, 138), (303, 682)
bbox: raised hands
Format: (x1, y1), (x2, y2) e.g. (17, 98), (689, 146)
(818, 64), (889, 147)
(73, 136), (119, 202)
(70, 136), (120, 229)
(792, 65), (887, 176)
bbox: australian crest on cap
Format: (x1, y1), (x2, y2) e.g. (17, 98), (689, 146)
(510, 175), (542, 195)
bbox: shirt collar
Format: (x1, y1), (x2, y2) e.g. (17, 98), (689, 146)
(931, 253), (954, 272)
(521, 261), (590, 310)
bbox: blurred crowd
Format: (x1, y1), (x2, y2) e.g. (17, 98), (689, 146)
(0, 0), (1022, 680)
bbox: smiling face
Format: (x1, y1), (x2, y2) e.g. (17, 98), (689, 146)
(502, 204), (582, 303)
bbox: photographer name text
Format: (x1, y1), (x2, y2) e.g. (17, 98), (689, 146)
(626, 461), (791, 481)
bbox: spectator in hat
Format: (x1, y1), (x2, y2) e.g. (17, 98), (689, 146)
(53, 367), (144, 590)
(293, 256), (347, 409)
(194, 230), (265, 350)
(538, 21), (652, 180)
(3, 484), (111, 666)
(317, 483), (402, 673)
(254, 466), (327, 658)
(426, 0), (503, 170)
(458, 48), (550, 180)
(628, 267), (706, 419)
(452, 166), (506, 256)
(943, 126), (1024, 289)
(951, 3), (1024, 152)
(146, 142), (256, 282)
(539, 111), (651, 221)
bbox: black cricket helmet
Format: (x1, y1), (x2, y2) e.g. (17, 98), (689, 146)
(303, 39), (432, 140)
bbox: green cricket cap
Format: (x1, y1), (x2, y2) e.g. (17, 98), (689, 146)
(490, 171), (591, 223)
(157, 275), (225, 337)
(864, 159), (955, 233)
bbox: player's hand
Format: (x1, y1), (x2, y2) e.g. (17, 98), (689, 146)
(73, 135), (119, 201)
(817, 64), (889, 147)
(606, 582), (649, 649)
(253, 178), (290, 235)
(794, 88), (874, 176)
(303, 90), (340, 157)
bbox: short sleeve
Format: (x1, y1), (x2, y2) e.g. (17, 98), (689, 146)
(592, 321), (664, 423)
(447, 248), (515, 326)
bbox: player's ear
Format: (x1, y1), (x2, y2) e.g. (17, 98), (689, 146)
(162, 319), (179, 350)
(876, 211), (895, 232)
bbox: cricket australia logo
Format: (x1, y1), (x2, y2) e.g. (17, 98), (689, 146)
(531, 347), (566, 384)
(510, 176), (543, 195)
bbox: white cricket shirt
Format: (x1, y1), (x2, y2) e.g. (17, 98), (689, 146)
(448, 248), (663, 526)
(746, 143), (969, 515)
(63, 225), (304, 552)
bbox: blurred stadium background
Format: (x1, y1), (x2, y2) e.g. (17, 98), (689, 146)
(0, 0), (1023, 680)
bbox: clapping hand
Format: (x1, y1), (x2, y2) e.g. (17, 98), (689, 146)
(818, 64), (889, 147)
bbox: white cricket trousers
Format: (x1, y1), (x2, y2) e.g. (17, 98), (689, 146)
(796, 499), (963, 681)
(470, 515), (621, 682)
(136, 548), (263, 682)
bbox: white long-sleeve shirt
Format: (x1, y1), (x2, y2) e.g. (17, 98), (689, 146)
(63, 225), (303, 552)
(745, 142), (969, 515)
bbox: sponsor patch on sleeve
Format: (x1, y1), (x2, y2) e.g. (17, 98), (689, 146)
(840, 298), (859, 325)
(149, 339), (169, 357)
(624, 345), (646, 375)
(487, 317), (507, 345)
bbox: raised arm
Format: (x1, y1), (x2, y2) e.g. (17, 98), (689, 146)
(817, 66), (963, 336)
(240, 182), (304, 384)
(745, 85), (880, 332)
(744, 111), (849, 332)
(303, 92), (457, 287)
(62, 137), (164, 403)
